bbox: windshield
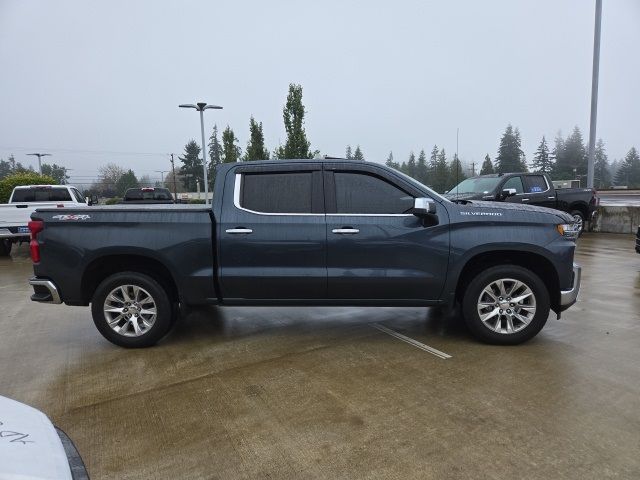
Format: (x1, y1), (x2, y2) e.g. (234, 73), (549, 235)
(448, 177), (501, 194)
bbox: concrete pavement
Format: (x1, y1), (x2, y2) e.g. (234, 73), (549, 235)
(1, 234), (639, 479)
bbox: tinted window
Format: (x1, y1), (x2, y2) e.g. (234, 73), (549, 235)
(241, 172), (313, 213)
(502, 176), (524, 194)
(11, 188), (72, 202)
(334, 172), (414, 214)
(525, 175), (548, 193)
(124, 188), (173, 200)
(71, 188), (85, 203)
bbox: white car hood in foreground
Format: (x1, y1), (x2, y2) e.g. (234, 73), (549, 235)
(0, 395), (71, 480)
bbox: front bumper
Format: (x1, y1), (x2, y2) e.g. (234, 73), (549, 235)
(559, 263), (581, 311)
(29, 277), (62, 304)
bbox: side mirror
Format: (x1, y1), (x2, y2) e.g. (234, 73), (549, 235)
(412, 197), (437, 216)
(501, 188), (517, 199)
(85, 196), (93, 206)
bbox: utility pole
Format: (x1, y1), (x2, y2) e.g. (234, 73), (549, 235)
(169, 154), (178, 201)
(26, 153), (51, 174)
(470, 162), (476, 177)
(587, 0), (602, 189)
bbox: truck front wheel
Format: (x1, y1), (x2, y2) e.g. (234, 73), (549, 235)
(462, 265), (550, 345)
(0, 239), (12, 257)
(91, 272), (173, 348)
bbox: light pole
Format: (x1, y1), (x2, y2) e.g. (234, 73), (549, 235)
(26, 153), (51, 175)
(179, 102), (223, 204)
(155, 170), (168, 186)
(587, 0), (602, 189)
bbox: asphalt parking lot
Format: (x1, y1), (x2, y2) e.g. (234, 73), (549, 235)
(1, 233), (639, 479)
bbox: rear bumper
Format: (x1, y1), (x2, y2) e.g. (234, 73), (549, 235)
(29, 277), (62, 304)
(559, 263), (581, 311)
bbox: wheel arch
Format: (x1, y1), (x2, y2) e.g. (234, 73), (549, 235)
(81, 254), (179, 305)
(454, 250), (560, 312)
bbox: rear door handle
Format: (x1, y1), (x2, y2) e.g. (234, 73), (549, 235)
(548, 196), (556, 199)
(226, 228), (253, 234)
(332, 228), (359, 234)
(522, 198), (530, 202)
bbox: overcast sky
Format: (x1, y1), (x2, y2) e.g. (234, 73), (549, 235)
(1, 0), (638, 185)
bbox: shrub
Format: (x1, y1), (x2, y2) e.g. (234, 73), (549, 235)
(104, 197), (122, 205)
(0, 172), (57, 203)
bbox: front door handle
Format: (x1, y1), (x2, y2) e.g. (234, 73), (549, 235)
(226, 228), (253, 234)
(332, 228), (360, 234)
(522, 198), (530, 202)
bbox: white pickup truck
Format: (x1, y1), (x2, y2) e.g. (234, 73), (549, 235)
(0, 185), (88, 256)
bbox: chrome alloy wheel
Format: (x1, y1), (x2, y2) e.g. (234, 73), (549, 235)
(572, 214), (584, 232)
(103, 284), (157, 337)
(477, 278), (536, 334)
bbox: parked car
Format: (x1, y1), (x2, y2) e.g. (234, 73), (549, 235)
(635, 226), (639, 254)
(0, 185), (89, 256)
(0, 395), (88, 479)
(28, 160), (581, 347)
(445, 172), (599, 231)
(120, 187), (174, 204)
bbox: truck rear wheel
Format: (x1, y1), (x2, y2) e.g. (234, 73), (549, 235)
(91, 271), (173, 348)
(0, 239), (12, 257)
(462, 265), (550, 345)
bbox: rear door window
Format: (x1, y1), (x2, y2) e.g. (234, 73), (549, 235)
(334, 172), (414, 214)
(524, 175), (548, 193)
(240, 172), (314, 213)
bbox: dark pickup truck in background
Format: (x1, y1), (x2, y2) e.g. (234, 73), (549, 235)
(120, 187), (175, 204)
(445, 172), (599, 231)
(28, 160), (581, 348)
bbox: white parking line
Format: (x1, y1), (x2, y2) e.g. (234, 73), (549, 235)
(372, 324), (452, 359)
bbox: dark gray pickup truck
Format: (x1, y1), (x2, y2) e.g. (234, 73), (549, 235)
(445, 172), (599, 232)
(28, 160), (581, 348)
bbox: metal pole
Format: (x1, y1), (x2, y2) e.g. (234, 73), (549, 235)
(199, 109), (209, 204)
(587, 0), (602, 189)
(170, 154), (178, 200)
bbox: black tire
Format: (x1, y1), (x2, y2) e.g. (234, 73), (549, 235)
(0, 239), (12, 257)
(91, 271), (174, 348)
(570, 210), (586, 234)
(462, 265), (550, 345)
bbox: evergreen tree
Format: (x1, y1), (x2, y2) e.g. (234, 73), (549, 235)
(115, 169), (139, 197)
(480, 154), (494, 175)
(447, 154), (467, 191)
(353, 145), (364, 161)
(275, 84), (314, 159)
(416, 149), (428, 184)
(553, 126), (586, 180)
(244, 117), (269, 161)
(345, 145), (353, 159)
(430, 148), (449, 193)
(614, 147), (640, 188)
(179, 140), (202, 191)
(406, 151), (417, 178)
(495, 124), (526, 173)
(594, 138), (611, 189)
(222, 126), (241, 164)
(532, 136), (553, 173)
(207, 125), (222, 189)
(385, 151), (399, 170)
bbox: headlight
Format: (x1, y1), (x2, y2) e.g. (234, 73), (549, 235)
(557, 223), (580, 240)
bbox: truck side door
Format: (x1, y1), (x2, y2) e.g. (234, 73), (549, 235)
(218, 164), (326, 301)
(324, 164), (449, 302)
(522, 174), (556, 209)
